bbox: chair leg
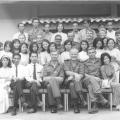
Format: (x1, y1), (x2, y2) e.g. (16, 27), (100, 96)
(64, 93), (67, 112)
(87, 93), (91, 111)
(66, 93), (69, 112)
(110, 93), (113, 111)
(42, 93), (46, 112)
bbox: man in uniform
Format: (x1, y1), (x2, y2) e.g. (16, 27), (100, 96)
(43, 51), (64, 113)
(84, 47), (109, 114)
(29, 18), (44, 43)
(64, 48), (87, 113)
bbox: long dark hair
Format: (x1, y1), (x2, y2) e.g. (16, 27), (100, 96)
(101, 52), (111, 65)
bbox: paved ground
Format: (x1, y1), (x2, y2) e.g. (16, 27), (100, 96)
(0, 109), (120, 120)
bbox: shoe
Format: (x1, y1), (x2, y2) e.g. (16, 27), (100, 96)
(88, 102), (98, 114)
(27, 108), (36, 113)
(116, 105), (120, 111)
(74, 107), (80, 113)
(51, 107), (57, 113)
(57, 104), (63, 109)
(11, 108), (17, 116)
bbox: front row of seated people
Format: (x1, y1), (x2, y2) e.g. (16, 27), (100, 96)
(0, 47), (120, 116)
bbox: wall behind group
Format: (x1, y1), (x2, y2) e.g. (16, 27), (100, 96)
(0, 2), (112, 43)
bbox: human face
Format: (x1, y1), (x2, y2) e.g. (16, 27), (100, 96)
(2, 58), (9, 67)
(81, 42), (88, 51)
(49, 44), (56, 52)
(18, 24), (25, 32)
(107, 39), (115, 50)
(13, 55), (21, 65)
(32, 19), (39, 28)
(30, 53), (38, 63)
(55, 36), (62, 45)
(44, 24), (50, 32)
(65, 42), (72, 51)
(42, 41), (49, 51)
(5, 44), (11, 52)
(57, 24), (63, 32)
(116, 34), (120, 44)
(72, 23), (78, 32)
(86, 30), (93, 39)
(88, 49), (96, 59)
(70, 49), (78, 61)
(21, 44), (27, 53)
(99, 30), (106, 38)
(96, 41), (102, 49)
(51, 52), (59, 61)
(18, 35), (26, 43)
(107, 22), (113, 31)
(83, 21), (90, 28)
(32, 44), (38, 52)
(68, 33), (74, 41)
(14, 41), (20, 49)
(103, 56), (110, 65)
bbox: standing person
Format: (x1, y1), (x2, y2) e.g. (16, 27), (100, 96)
(93, 37), (105, 58)
(20, 43), (29, 66)
(10, 53), (27, 116)
(61, 40), (72, 63)
(106, 21), (116, 42)
(0, 56), (13, 113)
(64, 48), (87, 113)
(29, 18), (44, 43)
(43, 51), (64, 113)
(78, 40), (89, 62)
(100, 53), (120, 110)
(51, 23), (68, 44)
(12, 39), (21, 54)
(0, 41), (13, 60)
(13, 23), (28, 43)
(43, 23), (53, 42)
(83, 47), (108, 114)
(78, 19), (97, 41)
(26, 52), (43, 113)
(38, 39), (51, 65)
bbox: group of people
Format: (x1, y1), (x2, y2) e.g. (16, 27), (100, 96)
(1, 17), (120, 116)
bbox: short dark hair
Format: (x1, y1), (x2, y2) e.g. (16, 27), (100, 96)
(93, 37), (104, 49)
(56, 23), (64, 30)
(83, 18), (91, 24)
(48, 42), (57, 53)
(106, 38), (116, 48)
(32, 17), (39, 23)
(29, 42), (39, 53)
(101, 52), (111, 65)
(12, 53), (21, 59)
(63, 40), (72, 51)
(79, 40), (89, 52)
(41, 39), (50, 52)
(17, 23), (24, 28)
(29, 52), (38, 57)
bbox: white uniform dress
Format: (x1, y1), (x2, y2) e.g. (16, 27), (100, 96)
(0, 67), (13, 113)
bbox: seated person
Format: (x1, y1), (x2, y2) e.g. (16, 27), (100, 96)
(25, 52), (43, 113)
(64, 48), (87, 113)
(83, 47), (108, 114)
(43, 51), (64, 113)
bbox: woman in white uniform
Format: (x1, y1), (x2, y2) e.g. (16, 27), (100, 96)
(0, 55), (13, 113)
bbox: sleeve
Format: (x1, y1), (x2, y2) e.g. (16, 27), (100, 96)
(58, 64), (64, 78)
(84, 61), (89, 74)
(100, 66), (107, 79)
(63, 61), (70, 71)
(42, 65), (48, 77)
(78, 63), (85, 75)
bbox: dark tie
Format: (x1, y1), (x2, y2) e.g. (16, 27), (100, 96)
(15, 65), (18, 78)
(33, 64), (37, 80)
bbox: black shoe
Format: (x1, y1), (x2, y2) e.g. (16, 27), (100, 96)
(88, 102), (98, 114)
(74, 107), (80, 113)
(27, 108), (36, 113)
(11, 108), (17, 116)
(51, 106), (57, 113)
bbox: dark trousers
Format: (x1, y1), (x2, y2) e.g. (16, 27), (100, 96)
(10, 79), (26, 108)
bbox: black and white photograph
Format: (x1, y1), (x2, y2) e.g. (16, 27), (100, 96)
(0, 0), (120, 120)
